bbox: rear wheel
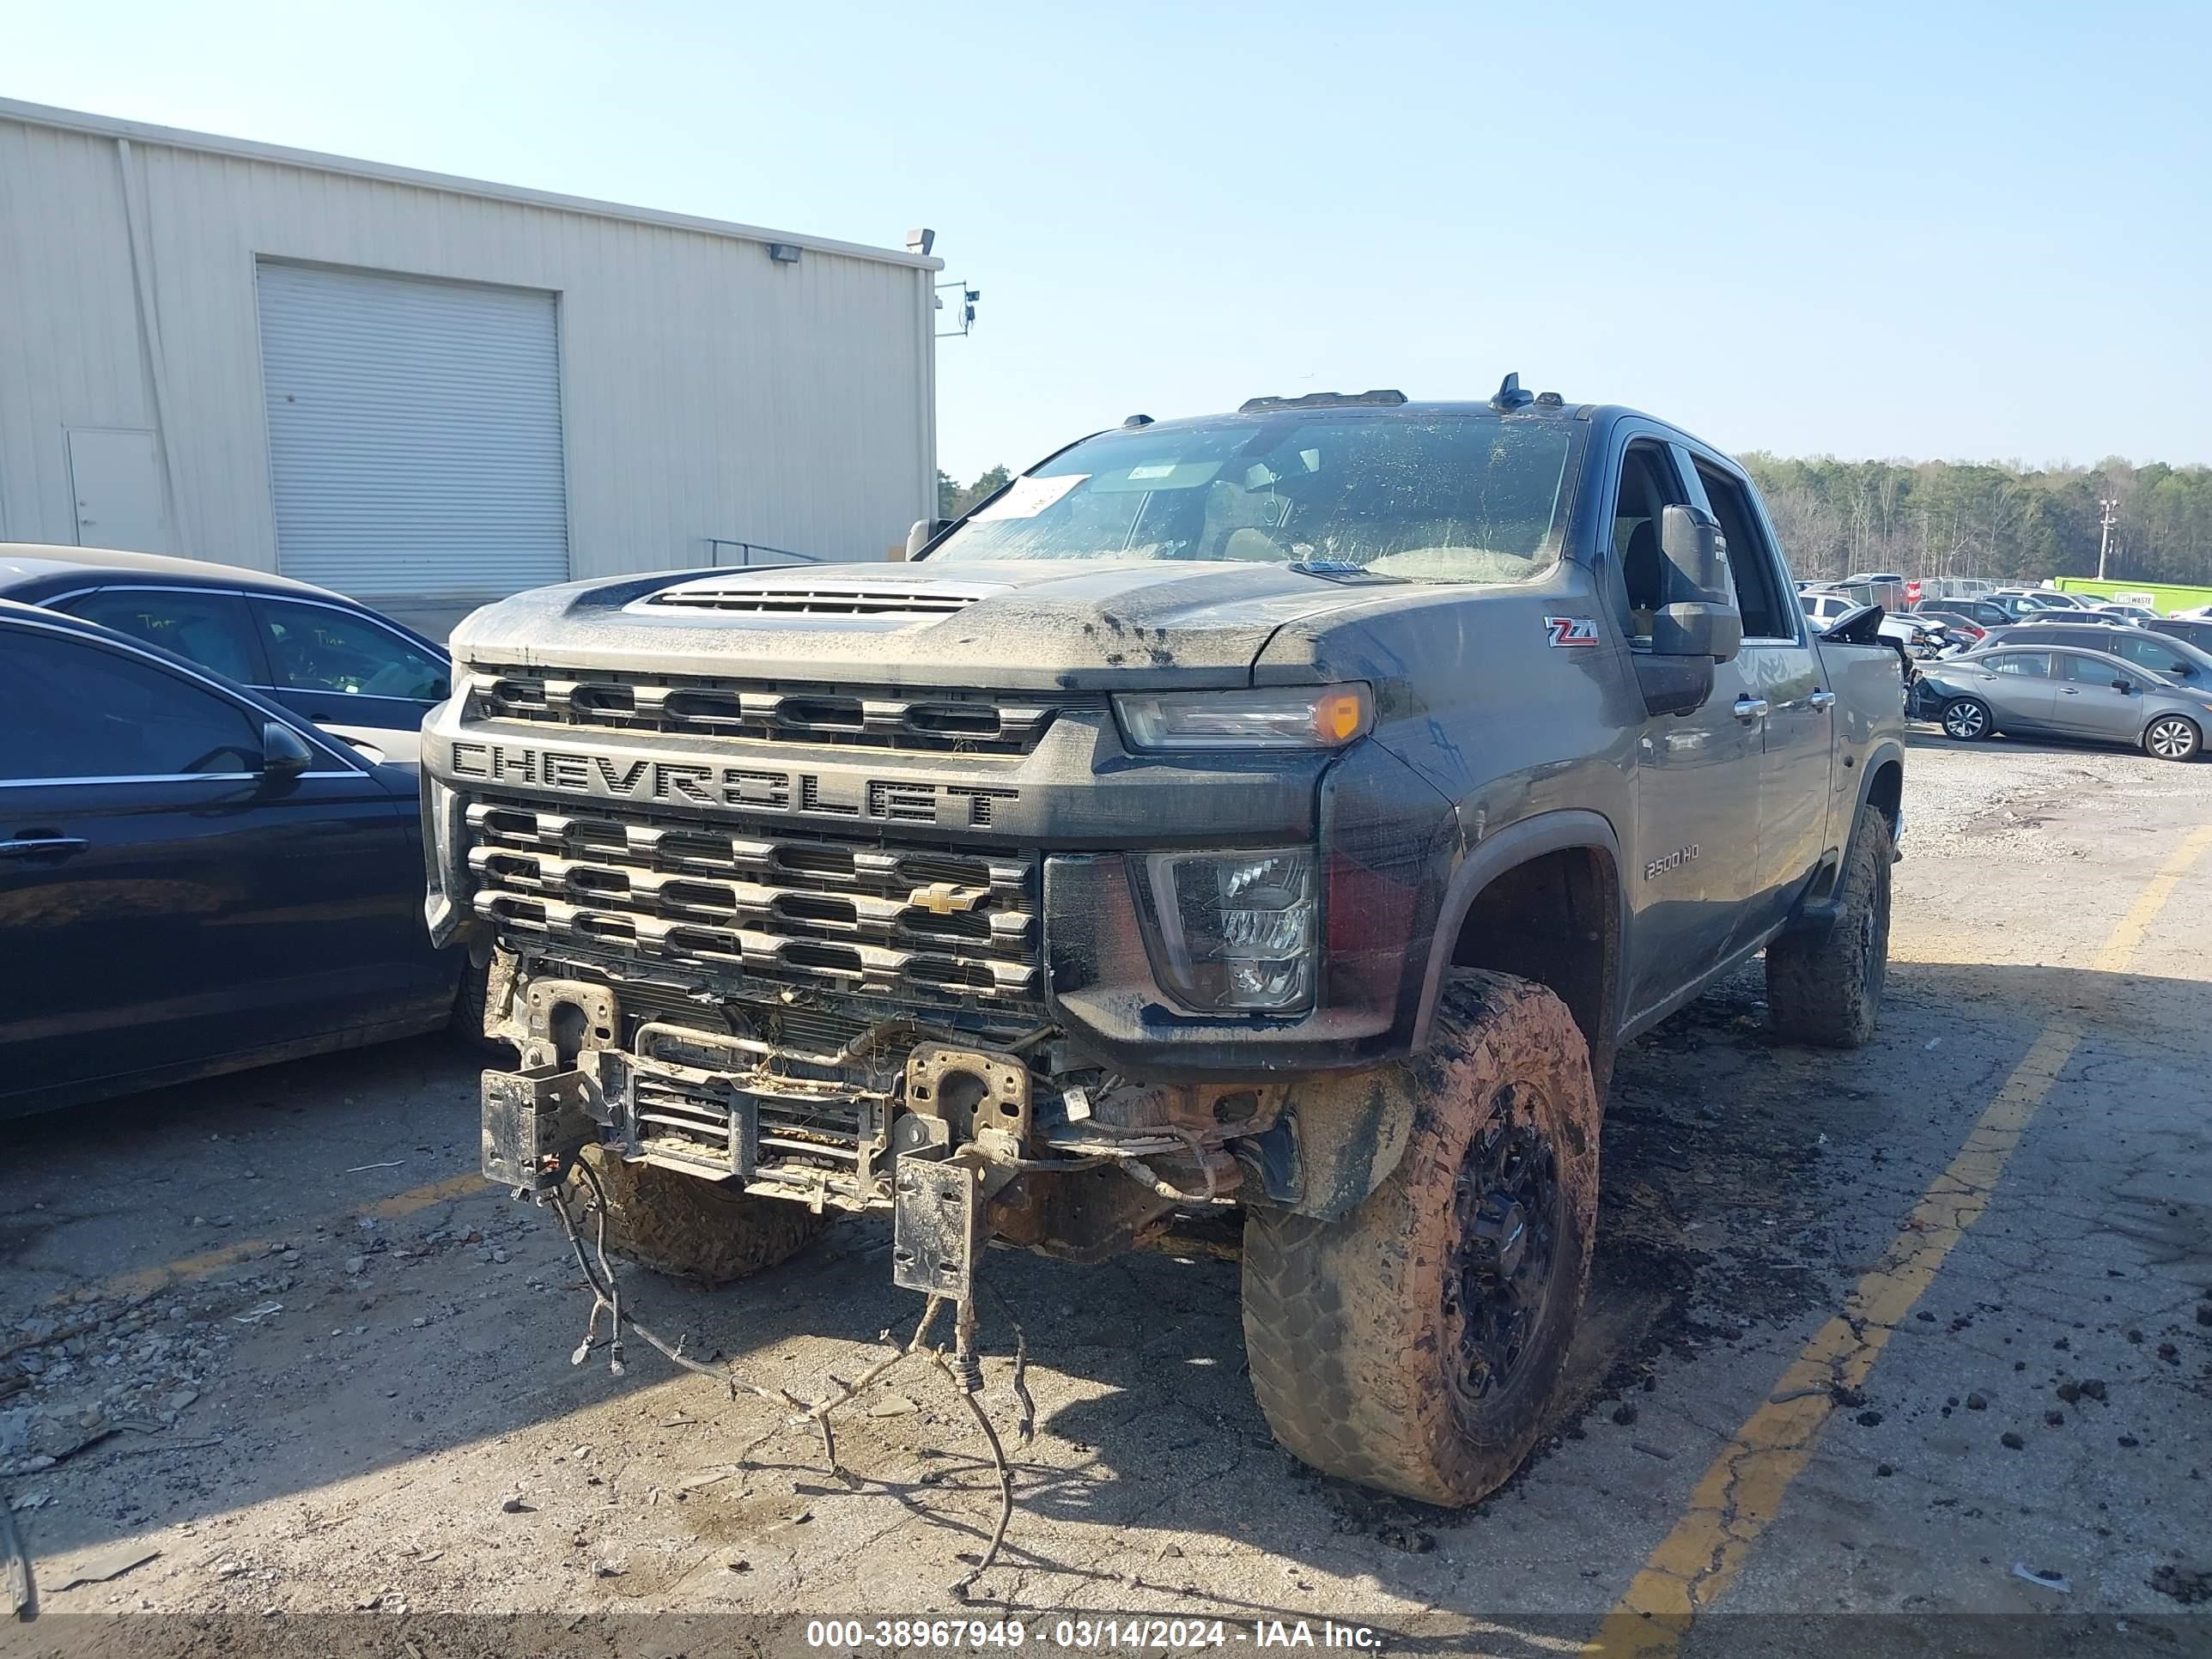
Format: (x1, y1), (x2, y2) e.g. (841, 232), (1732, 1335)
(2143, 714), (2200, 762)
(1765, 807), (1892, 1048)
(1240, 972), (1600, 1505)
(566, 1144), (832, 1285)
(1941, 696), (1992, 741)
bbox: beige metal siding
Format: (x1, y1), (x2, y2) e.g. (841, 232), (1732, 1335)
(258, 262), (569, 599)
(0, 106), (935, 602)
(0, 124), (159, 547)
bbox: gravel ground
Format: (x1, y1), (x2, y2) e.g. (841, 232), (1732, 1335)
(3, 727), (2209, 1656)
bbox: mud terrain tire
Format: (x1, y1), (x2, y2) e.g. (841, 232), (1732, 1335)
(1240, 971), (1601, 1505)
(568, 1144), (831, 1285)
(1765, 806), (1893, 1048)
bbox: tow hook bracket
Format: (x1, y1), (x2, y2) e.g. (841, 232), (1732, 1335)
(903, 1043), (1032, 1195)
(891, 1158), (980, 1302)
(482, 1065), (598, 1192)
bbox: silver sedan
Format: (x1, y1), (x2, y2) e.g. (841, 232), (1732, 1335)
(1917, 644), (2211, 761)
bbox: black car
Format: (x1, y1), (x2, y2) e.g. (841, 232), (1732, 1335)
(0, 600), (468, 1117)
(1929, 598), (2020, 629)
(1978, 622), (2212, 685)
(0, 544), (451, 738)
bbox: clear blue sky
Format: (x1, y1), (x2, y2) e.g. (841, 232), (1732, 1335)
(9, 0), (2209, 480)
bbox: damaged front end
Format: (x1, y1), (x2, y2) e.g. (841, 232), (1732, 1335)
(474, 945), (1288, 1284)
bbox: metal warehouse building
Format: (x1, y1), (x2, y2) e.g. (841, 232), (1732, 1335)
(0, 98), (939, 634)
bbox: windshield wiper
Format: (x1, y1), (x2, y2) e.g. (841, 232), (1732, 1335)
(1285, 559), (1407, 586)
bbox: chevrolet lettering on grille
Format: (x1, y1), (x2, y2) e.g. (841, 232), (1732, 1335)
(447, 741), (1016, 830)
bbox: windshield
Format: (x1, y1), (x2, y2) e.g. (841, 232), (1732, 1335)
(925, 412), (1575, 584)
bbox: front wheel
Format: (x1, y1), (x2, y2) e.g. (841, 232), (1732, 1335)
(1941, 696), (1992, 741)
(449, 957), (514, 1060)
(2142, 714), (2201, 762)
(565, 1144), (832, 1285)
(1240, 972), (1600, 1505)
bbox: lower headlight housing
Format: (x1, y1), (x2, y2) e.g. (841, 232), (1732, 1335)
(1137, 848), (1318, 1012)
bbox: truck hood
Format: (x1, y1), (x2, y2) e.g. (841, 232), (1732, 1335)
(450, 560), (1367, 690)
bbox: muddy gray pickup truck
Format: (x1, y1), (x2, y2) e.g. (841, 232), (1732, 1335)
(422, 378), (1905, 1504)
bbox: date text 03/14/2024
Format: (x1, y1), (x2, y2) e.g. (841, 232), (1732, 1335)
(800, 1619), (1383, 1650)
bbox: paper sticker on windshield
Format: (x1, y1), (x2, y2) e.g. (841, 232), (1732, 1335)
(971, 473), (1087, 520)
(1546, 616), (1600, 647)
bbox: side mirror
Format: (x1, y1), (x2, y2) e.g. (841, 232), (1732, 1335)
(260, 720), (314, 782)
(1660, 504), (1729, 599)
(1650, 603), (1744, 663)
(906, 518), (950, 559)
(2113, 679), (2136, 694)
(1654, 505), (1741, 664)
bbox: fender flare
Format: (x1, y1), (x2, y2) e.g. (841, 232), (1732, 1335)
(1255, 810), (1626, 1222)
(1408, 808), (1626, 1055)
(1789, 738), (1906, 934)
(1855, 738), (1906, 829)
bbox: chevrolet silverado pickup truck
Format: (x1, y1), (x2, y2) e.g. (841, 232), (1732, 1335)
(422, 378), (1905, 1504)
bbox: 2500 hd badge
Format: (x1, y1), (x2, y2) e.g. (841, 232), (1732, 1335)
(447, 740), (1015, 829)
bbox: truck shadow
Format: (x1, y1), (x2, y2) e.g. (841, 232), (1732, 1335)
(3, 957), (2207, 1627)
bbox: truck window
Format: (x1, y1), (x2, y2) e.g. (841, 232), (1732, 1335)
(1608, 441), (1691, 644)
(1695, 465), (1793, 641)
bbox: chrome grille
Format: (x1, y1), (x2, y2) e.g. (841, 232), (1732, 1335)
(471, 666), (1065, 756)
(465, 798), (1041, 1010)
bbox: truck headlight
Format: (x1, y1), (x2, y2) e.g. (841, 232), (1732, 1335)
(1138, 848), (1317, 1012)
(1115, 684), (1370, 751)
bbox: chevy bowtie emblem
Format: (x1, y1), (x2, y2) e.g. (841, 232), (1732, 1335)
(909, 882), (988, 915)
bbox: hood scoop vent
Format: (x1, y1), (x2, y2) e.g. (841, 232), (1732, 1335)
(646, 580), (987, 620)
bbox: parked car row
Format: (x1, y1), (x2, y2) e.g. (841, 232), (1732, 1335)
(1911, 635), (2212, 761)
(0, 546), (482, 1119)
(1790, 575), (2209, 762)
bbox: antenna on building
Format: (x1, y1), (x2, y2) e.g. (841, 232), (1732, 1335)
(934, 281), (981, 339)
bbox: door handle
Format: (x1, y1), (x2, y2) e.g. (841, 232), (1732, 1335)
(0, 836), (89, 860)
(2059, 687), (2079, 696)
(1808, 690), (1838, 711)
(1733, 696), (1771, 724)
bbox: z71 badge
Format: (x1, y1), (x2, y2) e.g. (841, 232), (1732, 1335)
(1545, 616), (1601, 647)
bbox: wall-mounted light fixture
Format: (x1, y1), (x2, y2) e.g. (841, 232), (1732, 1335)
(767, 242), (802, 264)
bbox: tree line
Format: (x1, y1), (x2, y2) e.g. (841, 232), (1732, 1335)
(939, 455), (2212, 586)
(939, 468), (1011, 521)
(1740, 455), (2212, 586)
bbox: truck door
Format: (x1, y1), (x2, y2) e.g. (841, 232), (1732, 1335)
(1610, 436), (1764, 1025)
(1689, 459), (1833, 945)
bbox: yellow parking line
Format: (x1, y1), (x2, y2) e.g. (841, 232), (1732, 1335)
(1587, 821), (2212, 1656)
(97, 1171), (488, 1302)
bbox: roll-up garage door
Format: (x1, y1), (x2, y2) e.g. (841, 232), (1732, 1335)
(257, 262), (568, 602)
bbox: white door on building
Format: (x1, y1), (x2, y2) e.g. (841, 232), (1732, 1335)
(256, 262), (569, 605)
(66, 428), (168, 554)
